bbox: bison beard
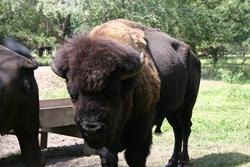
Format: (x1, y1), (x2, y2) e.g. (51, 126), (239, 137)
(51, 19), (200, 167)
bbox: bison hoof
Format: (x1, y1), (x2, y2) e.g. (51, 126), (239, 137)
(82, 143), (98, 156)
(99, 148), (118, 167)
(165, 160), (178, 167)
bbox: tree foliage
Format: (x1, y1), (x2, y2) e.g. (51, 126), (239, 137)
(0, 0), (249, 59)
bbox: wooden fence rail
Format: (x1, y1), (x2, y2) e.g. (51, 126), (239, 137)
(39, 98), (81, 149)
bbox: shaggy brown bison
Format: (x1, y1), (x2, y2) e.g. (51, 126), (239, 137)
(0, 38), (43, 167)
(51, 19), (200, 167)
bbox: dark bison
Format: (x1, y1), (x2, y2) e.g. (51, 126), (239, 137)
(0, 38), (43, 167)
(51, 19), (200, 167)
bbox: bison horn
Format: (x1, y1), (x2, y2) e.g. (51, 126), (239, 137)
(0, 45), (38, 70)
(120, 52), (144, 80)
(139, 52), (144, 64)
(50, 55), (68, 79)
(50, 57), (60, 76)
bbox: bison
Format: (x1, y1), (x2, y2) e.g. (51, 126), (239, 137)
(51, 19), (200, 167)
(0, 38), (43, 167)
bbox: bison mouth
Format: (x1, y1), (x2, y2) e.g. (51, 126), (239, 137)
(83, 133), (107, 149)
(77, 121), (110, 149)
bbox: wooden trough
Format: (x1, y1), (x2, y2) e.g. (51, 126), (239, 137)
(39, 98), (81, 149)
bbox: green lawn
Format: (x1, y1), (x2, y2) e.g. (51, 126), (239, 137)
(154, 79), (250, 167)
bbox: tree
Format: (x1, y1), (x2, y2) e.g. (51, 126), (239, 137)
(0, 0), (249, 60)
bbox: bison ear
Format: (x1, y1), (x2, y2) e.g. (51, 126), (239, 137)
(18, 57), (38, 70)
(0, 45), (38, 70)
(118, 51), (144, 80)
(50, 49), (68, 79)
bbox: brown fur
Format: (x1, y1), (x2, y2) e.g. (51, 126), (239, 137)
(56, 20), (161, 115)
(88, 19), (161, 115)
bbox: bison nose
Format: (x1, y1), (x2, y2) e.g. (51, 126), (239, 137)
(81, 122), (102, 133)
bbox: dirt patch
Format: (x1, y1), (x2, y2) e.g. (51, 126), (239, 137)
(0, 132), (170, 167)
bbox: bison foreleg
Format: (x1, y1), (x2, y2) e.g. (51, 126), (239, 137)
(124, 132), (152, 167)
(99, 147), (118, 167)
(14, 128), (44, 167)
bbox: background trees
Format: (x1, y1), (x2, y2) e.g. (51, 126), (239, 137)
(0, 0), (249, 61)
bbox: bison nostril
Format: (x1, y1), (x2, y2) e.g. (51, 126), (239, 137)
(81, 122), (102, 133)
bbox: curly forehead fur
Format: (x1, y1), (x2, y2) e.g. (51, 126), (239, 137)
(59, 35), (141, 92)
(87, 19), (161, 113)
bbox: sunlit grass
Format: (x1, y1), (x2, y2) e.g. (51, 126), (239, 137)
(158, 79), (250, 167)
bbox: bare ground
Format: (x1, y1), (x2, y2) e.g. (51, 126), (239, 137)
(0, 132), (173, 167)
(0, 67), (250, 167)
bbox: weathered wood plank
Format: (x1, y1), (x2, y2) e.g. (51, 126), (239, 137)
(39, 99), (75, 128)
(40, 98), (72, 108)
(39, 105), (75, 128)
(40, 132), (48, 149)
(41, 125), (81, 138)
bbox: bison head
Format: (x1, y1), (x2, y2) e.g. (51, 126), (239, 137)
(0, 44), (38, 132)
(51, 36), (144, 148)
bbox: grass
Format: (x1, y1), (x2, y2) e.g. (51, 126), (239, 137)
(157, 57), (250, 167)
(154, 79), (250, 167)
(194, 81), (249, 143)
(34, 57), (250, 166)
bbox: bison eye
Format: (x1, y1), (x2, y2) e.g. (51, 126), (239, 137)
(70, 93), (78, 103)
(66, 84), (78, 102)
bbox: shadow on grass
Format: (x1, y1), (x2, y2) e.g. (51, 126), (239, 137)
(0, 144), (99, 167)
(192, 152), (250, 167)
